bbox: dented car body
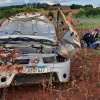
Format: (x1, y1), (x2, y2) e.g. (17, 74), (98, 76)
(0, 7), (80, 88)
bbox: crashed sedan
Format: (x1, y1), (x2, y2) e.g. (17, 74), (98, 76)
(0, 8), (80, 88)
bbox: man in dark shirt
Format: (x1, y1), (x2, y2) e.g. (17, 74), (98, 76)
(82, 29), (99, 46)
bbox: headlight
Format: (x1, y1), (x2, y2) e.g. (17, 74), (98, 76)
(1, 76), (7, 82)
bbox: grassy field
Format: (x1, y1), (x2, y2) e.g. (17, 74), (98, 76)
(76, 22), (100, 28)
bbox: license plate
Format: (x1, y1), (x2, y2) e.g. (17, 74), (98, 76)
(25, 66), (47, 73)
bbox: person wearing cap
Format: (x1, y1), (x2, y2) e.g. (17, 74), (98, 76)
(82, 29), (99, 47)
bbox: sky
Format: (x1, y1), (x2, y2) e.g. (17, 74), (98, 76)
(0, 0), (100, 7)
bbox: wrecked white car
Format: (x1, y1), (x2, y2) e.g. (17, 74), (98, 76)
(0, 8), (80, 88)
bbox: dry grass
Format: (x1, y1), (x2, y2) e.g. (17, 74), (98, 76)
(75, 26), (100, 38)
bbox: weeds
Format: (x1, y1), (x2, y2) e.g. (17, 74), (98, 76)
(76, 26), (100, 38)
(78, 49), (100, 61)
(84, 87), (94, 100)
(86, 50), (100, 58)
(71, 77), (77, 88)
(76, 22), (100, 28)
(80, 65), (91, 81)
(47, 73), (53, 93)
(98, 64), (100, 82)
(42, 78), (47, 92)
(1, 88), (8, 100)
(41, 73), (53, 93)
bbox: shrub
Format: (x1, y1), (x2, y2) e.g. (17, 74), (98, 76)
(47, 11), (54, 18)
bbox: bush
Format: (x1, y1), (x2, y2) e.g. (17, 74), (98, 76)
(74, 7), (100, 18)
(0, 6), (42, 18)
(47, 11), (54, 18)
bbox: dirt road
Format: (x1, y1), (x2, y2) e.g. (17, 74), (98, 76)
(78, 19), (100, 23)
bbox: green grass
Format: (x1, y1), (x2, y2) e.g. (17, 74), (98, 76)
(74, 16), (100, 20)
(76, 22), (100, 28)
(73, 14), (100, 20)
(79, 49), (100, 61)
(86, 50), (100, 58)
(75, 17), (100, 20)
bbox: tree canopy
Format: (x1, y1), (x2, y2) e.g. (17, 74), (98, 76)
(70, 4), (93, 9)
(0, 3), (99, 19)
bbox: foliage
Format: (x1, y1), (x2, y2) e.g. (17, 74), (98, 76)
(33, 3), (50, 9)
(76, 22), (100, 28)
(47, 11), (54, 18)
(0, 3), (61, 19)
(26, 3), (60, 9)
(0, 3), (99, 19)
(70, 4), (83, 9)
(74, 7), (100, 19)
(52, 3), (61, 6)
(0, 5), (42, 18)
(70, 4), (93, 9)
(70, 4), (100, 19)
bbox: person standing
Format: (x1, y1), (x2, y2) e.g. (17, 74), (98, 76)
(61, 11), (79, 30)
(66, 11), (78, 26)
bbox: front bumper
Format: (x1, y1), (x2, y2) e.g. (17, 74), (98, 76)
(0, 59), (70, 88)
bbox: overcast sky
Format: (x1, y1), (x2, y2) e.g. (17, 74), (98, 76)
(0, 0), (100, 7)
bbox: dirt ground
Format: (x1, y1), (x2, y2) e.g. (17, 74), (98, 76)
(0, 48), (100, 100)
